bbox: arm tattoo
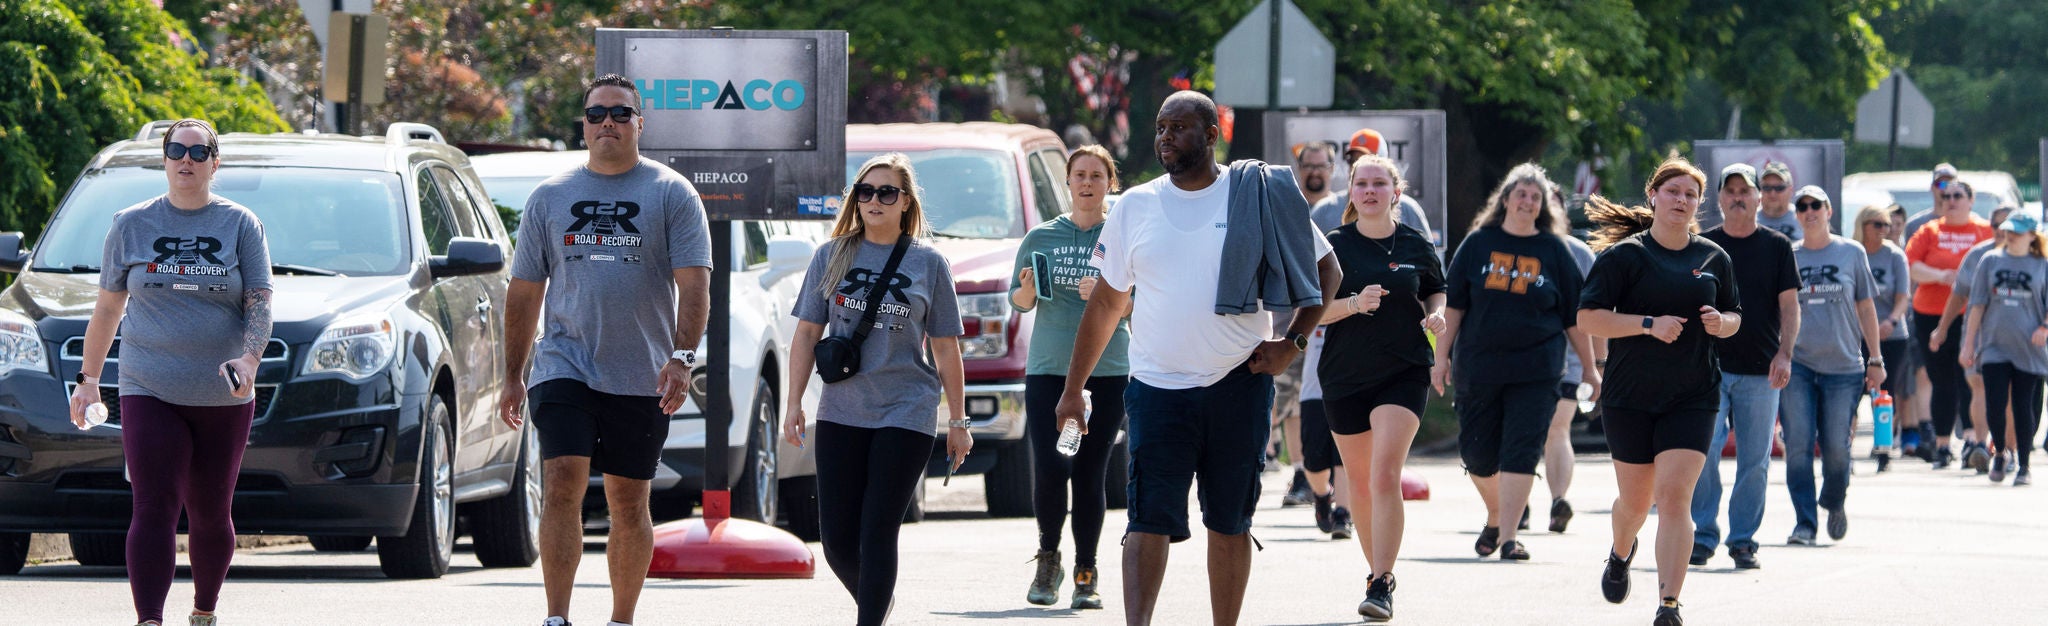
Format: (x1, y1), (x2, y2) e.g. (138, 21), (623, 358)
(242, 288), (273, 359)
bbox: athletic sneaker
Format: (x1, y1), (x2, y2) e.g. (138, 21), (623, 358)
(1358, 572), (1396, 621)
(1654, 598), (1684, 625)
(1901, 428), (1921, 454)
(1601, 539), (1636, 604)
(190, 617), (216, 626)
(1071, 566), (1102, 610)
(1313, 493), (1335, 534)
(1475, 525), (1500, 557)
(1729, 545), (1759, 569)
(1687, 543), (1712, 567)
(1548, 498), (1573, 533)
(1330, 507), (1354, 540)
(541, 618), (571, 626)
(2016, 468), (2033, 486)
(1788, 526), (1817, 546)
(1026, 549), (1062, 606)
(1933, 446), (1953, 470)
(1282, 469), (1313, 507)
(1966, 443), (1991, 474)
(1826, 507), (1848, 541)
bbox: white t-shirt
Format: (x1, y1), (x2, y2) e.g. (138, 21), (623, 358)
(1093, 171), (1333, 390)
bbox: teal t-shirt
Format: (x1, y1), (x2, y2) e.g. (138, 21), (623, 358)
(1011, 216), (1131, 376)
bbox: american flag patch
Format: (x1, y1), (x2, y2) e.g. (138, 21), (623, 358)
(1093, 242), (1106, 259)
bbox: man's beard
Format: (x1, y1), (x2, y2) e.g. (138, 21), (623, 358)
(1304, 177), (1327, 193)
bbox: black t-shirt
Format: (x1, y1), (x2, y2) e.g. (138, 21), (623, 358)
(1580, 232), (1743, 412)
(1700, 226), (1800, 375)
(1445, 227), (1583, 385)
(1319, 223), (1445, 398)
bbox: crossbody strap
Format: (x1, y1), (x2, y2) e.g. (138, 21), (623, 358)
(849, 235), (913, 345)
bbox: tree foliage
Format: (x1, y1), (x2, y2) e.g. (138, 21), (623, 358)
(0, 0), (287, 237)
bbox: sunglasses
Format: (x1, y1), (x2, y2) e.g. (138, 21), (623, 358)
(164, 141), (214, 163)
(853, 184), (904, 206)
(1864, 221), (1891, 229)
(584, 105), (638, 124)
(1796, 200), (1827, 212)
(1758, 184), (1789, 193)
(1941, 192), (1970, 200)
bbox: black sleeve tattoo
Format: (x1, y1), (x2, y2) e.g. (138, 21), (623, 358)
(242, 288), (273, 359)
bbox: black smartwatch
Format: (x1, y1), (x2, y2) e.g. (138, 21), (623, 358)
(1287, 332), (1309, 351)
(1641, 316), (1655, 330)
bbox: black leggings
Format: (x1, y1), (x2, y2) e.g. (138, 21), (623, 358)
(814, 420), (936, 626)
(1025, 375), (1128, 567)
(1980, 363), (2042, 469)
(1915, 312), (1972, 437)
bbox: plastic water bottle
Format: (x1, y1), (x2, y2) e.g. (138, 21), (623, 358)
(1576, 383), (1597, 414)
(77, 402), (108, 430)
(1056, 419), (1083, 456)
(1872, 391), (1894, 451)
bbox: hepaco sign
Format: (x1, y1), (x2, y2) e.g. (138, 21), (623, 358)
(597, 29), (848, 221)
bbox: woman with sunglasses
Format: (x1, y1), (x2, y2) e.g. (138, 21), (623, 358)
(1959, 209), (2048, 486)
(1009, 145), (1128, 610)
(1906, 181), (1994, 468)
(69, 119), (272, 626)
(1578, 157), (1740, 626)
(784, 153), (970, 626)
(1856, 205), (1913, 468)
(1781, 187), (1885, 546)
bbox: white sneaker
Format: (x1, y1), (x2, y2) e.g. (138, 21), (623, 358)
(541, 618), (570, 626)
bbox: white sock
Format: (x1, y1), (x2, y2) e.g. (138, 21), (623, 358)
(608, 622), (633, 626)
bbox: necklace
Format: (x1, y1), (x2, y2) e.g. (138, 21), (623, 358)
(1362, 230), (1396, 257)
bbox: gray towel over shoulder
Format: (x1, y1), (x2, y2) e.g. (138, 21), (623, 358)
(1215, 160), (1326, 315)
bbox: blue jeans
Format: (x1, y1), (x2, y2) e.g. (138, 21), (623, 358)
(1781, 362), (1861, 533)
(1692, 372), (1777, 551)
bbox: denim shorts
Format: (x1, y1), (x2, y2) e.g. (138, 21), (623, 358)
(1124, 361), (1273, 541)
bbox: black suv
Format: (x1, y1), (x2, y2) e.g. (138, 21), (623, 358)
(0, 122), (533, 579)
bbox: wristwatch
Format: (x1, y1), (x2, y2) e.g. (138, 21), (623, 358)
(1641, 316), (1655, 331)
(948, 419), (971, 429)
(1866, 356), (1885, 367)
(1287, 332), (1309, 351)
(76, 372), (98, 385)
(670, 349), (697, 368)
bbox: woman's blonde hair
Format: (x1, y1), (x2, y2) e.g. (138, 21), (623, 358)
(818, 153), (930, 299)
(1471, 162), (1569, 237)
(1853, 205), (1893, 249)
(1587, 156), (1707, 251)
(1341, 154), (1407, 225)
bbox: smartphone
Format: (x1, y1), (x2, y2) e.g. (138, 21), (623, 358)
(224, 366), (243, 392)
(943, 455), (957, 486)
(1030, 252), (1053, 301)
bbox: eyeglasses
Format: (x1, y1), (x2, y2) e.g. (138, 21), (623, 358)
(1759, 184), (1789, 193)
(1864, 221), (1891, 230)
(1941, 192), (1970, 200)
(853, 184), (903, 206)
(164, 141), (214, 163)
(1795, 200), (1827, 212)
(584, 105), (638, 124)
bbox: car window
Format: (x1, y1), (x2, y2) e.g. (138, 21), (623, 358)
(430, 166), (488, 239)
(34, 166), (411, 276)
(1036, 149), (1073, 220)
(417, 169), (459, 256)
(846, 149), (1023, 239)
(1026, 151), (1064, 224)
(742, 221), (769, 268)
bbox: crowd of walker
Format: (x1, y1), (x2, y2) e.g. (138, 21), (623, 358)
(75, 75), (2046, 626)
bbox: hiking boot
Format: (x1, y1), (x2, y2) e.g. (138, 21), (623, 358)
(1330, 507), (1354, 540)
(1654, 598), (1684, 626)
(1687, 543), (1712, 567)
(1475, 525), (1500, 557)
(1313, 493), (1335, 534)
(1070, 565), (1102, 610)
(1729, 545), (1759, 569)
(1026, 550), (1062, 606)
(1548, 498), (1574, 534)
(1282, 469), (1313, 507)
(1787, 526), (1817, 546)
(1358, 572), (1396, 621)
(1602, 539), (1636, 604)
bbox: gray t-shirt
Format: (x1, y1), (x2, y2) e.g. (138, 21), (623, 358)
(100, 196), (273, 407)
(511, 158), (713, 397)
(1967, 250), (2048, 376)
(1757, 208), (1803, 240)
(1792, 236), (1874, 375)
(1560, 236), (1596, 385)
(1866, 241), (1911, 340)
(1951, 240), (1999, 302)
(793, 238), (964, 434)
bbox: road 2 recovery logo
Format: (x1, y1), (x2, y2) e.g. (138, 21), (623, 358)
(147, 236), (229, 276)
(564, 201), (644, 247)
(835, 268), (912, 331)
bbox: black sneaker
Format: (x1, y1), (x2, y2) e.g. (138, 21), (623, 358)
(1026, 549), (1062, 606)
(1330, 507), (1354, 540)
(1826, 507), (1848, 541)
(1313, 493), (1335, 534)
(1358, 572), (1396, 621)
(1498, 539), (1529, 561)
(1282, 469), (1313, 507)
(2017, 468), (2033, 486)
(1729, 545), (1759, 569)
(1654, 598), (1683, 626)
(1687, 543), (1712, 567)
(1967, 443), (1991, 474)
(1549, 498), (1573, 534)
(1602, 539), (1636, 604)
(1475, 525), (1500, 557)
(1991, 452), (2010, 483)
(1933, 447), (1953, 470)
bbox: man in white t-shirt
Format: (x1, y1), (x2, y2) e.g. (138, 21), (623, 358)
(1056, 91), (1339, 625)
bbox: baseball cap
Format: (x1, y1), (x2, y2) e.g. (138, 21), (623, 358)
(1345, 128), (1385, 158)
(2000, 209), (2040, 233)
(1932, 162), (1959, 185)
(1793, 185), (1830, 206)
(1760, 161), (1793, 184)
(1721, 163), (1757, 187)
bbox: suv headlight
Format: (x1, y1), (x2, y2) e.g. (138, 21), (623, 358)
(302, 312), (397, 380)
(956, 293), (1011, 359)
(0, 309), (46, 377)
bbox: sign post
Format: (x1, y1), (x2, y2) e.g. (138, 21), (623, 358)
(300, 0), (373, 133)
(1213, 0), (1333, 109)
(597, 28), (845, 579)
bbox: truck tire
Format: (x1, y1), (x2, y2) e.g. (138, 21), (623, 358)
(308, 535), (373, 552)
(377, 397), (455, 579)
(1105, 438), (1130, 510)
(732, 377), (779, 525)
(778, 475), (821, 542)
(68, 532), (126, 567)
(983, 439), (1034, 518)
(472, 425), (542, 567)
(0, 532), (30, 574)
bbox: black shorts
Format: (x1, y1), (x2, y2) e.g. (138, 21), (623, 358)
(1557, 381), (1581, 401)
(1880, 338), (1913, 397)
(1455, 379), (1558, 476)
(529, 379), (668, 480)
(1124, 363), (1272, 541)
(1321, 365), (1431, 435)
(1602, 404), (1718, 464)
(1297, 400), (1341, 472)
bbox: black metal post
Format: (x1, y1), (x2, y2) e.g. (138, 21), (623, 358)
(1887, 71), (1901, 170)
(704, 220), (733, 509)
(346, 14), (366, 136)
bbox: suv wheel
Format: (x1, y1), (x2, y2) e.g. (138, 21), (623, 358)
(68, 532), (126, 567)
(732, 377), (778, 525)
(0, 532), (29, 574)
(472, 424), (541, 567)
(983, 440), (1034, 518)
(308, 535), (373, 552)
(378, 396), (455, 579)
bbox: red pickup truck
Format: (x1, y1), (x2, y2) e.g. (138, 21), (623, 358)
(846, 123), (1125, 517)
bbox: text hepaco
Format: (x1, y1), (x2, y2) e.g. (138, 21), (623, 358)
(694, 171), (750, 185)
(632, 79), (807, 111)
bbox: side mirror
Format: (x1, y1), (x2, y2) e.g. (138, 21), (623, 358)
(759, 236), (816, 288)
(429, 237), (505, 279)
(0, 232), (27, 273)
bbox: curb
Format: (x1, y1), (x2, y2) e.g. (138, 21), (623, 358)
(27, 533), (309, 566)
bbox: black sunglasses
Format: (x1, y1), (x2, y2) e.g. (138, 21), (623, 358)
(853, 184), (903, 206)
(584, 105), (638, 124)
(1796, 200), (1826, 212)
(1758, 184), (1789, 193)
(164, 141), (214, 163)
(1864, 221), (1892, 229)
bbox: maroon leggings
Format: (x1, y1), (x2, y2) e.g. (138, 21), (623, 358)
(120, 395), (254, 623)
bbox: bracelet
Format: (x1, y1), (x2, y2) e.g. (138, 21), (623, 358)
(1347, 295), (1359, 313)
(948, 419), (971, 429)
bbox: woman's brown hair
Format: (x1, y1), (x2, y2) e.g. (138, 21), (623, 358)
(1470, 162), (1569, 237)
(1066, 145), (1121, 193)
(1586, 156), (1707, 251)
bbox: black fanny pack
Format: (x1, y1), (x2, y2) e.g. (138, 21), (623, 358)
(815, 235), (911, 384)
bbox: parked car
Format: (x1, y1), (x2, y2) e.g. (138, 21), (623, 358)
(469, 150), (830, 537)
(0, 122), (528, 579)
(847, 122), (1127, 518)
(1840, 170), (2023, 234)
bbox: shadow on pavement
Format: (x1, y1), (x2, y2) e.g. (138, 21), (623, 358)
(930, 608), (1092, 619)
(470, 581), (741, 590)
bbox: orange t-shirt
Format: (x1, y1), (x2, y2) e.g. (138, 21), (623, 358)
(1905, 217), (1994, 315)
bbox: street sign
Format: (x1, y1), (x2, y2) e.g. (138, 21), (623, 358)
(1263, 110), (1447, 249)
(597, 29), (848, 221)
(1855, 71), (1934, 148)
(1695, 140), (1846, 232)
(298, 0), (372, 51)
(1214, 0), (1334, 109)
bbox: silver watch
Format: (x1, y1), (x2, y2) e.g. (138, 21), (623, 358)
(671, 349), (697, 368)
(948, 419), (971, 429)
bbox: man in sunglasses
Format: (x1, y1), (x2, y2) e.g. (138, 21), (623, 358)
(501, 73), (713, 626)
(1754, 161), (1802, 240)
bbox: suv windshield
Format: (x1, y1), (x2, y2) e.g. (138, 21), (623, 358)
(35, 167), (412, 276)
(847, 149), (1022, 239)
